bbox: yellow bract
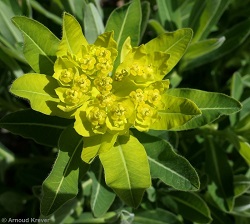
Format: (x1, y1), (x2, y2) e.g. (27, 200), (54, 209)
(51, 30), (171, 137)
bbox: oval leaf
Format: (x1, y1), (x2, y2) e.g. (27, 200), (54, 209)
(41, 126), (89, 216)
(167, 88), (242, 130)
(99, 134), (151, 208)
(12, 16), (59, 75)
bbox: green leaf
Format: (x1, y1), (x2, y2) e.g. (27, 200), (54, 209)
(180, 37), (225, 70)
(132, 131), (200, 191)
(238, 141), (250, 166)
(89, 159), (116, 217)
(148, 19), (166, 36)
(10, 73), (74, 118)
(206, 137), (234, 212)
(140, 2), (150, 40)
(0, 109), (73, 147)
(167, 88), (242, 130)
(239, 97), (250, 120)
(234, 175), (250, 198)
(83, 2), (104, 44)
(156, 0), (182, 30)
(12, 16), (59, 75)
(99, 134), (151, 208)
(80, 133), (118, 163)
(29, 0), (62, 25)
(169, 191), (212, 223)
(105, 0), (141, 67)
(194, 18), (250, 64)
(190, 0), (231, 42)
(41, 126), (89, 216)
(57, 12), (88, 56)
(0, 47), (23, 78)
(145, 28), (193, 75)
(0, 1), (23, 44)
(68, 212), (118, 223)
(134, 208), (182, 224)
(150, 94), (201, 130)
(230, 72), (244, 126)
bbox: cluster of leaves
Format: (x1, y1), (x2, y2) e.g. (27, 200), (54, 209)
(0, 0), (249, 223)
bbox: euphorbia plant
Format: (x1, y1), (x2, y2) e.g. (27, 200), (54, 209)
(3, 2), (241, 219)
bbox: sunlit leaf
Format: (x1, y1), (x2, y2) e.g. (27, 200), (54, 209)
(41, 126), (89, 216)
(99, 134), (151, 208)
(150, 94), (201, 130)
(105, 0), (141, 67)
(12, 16), (59, 75)
(10, 73), (74, 118)
(145, 28), (193, 75)
(57, 12), (88, 56)
(89, 159), (116, 217)
(167, 88), (242, 130)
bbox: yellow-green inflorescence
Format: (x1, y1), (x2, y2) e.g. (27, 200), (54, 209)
(52, 31), (170, 137)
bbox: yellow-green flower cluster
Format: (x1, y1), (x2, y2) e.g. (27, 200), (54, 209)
(52, 32), (170, 137)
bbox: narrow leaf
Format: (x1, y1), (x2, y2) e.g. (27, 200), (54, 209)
(41, 126), (89, 216)
(12, 16), (59, 75)
(0, 109), (73, 147)
(0, 1), (23, 44)
(148, 19), (166, 35)
(132, 131), (200, 191)
(83, 2), (104, 44)
(206, 137), (234, 211)
(234, 175), (250, 198)
(140, 2), (150, 40)
(190, 0), (230, 42)
(169, 192), (212, 223)
(145, 28), (193, 75)
(134, 208), (182, 224)
(180, 37), (225, 70)
(230, 72), (244, 126)
(105, 0), (141, 67)
(89, 159), (116, 217)
(193, 18), (250, 64)
(30, 0), (62, 25)
(156, 0), (182, 30)
(99, 134), (151, 208)
(167, 88), (242, 130)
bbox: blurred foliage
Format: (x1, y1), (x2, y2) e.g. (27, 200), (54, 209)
(0, 0), (250, 223)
